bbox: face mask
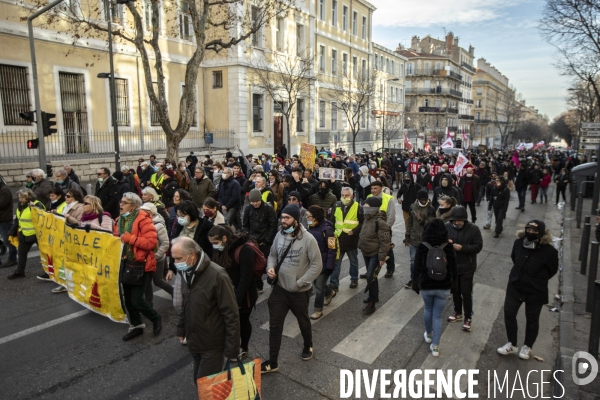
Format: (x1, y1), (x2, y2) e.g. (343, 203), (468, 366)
(441, 168), (446, 172)
(166, 165), (172, 169)
(496, 182), (502, 187)
(363, 206), (378, 214)
(154, 166), (159, 172)
(318, 188), (327, 196)
(419, 200), (428, 207)
(180, 167), (186, 172)
(279, 168), (284, 172)
(174, 254), (191, 272)
(421, 169), (425, 173)
(438, 207), (449, 214)
(122, 211), (130, 217)
(204, 210), (213, 218)
(178, 216), (190, 226)
(51, 199), (58, 204)
(441, 181), (448, 187)
(453, 223), (464, 230)
(307, 220), (314, 226)
(212, 244), (225, 251)
(404, 179), (410, 183)
(526, 232), (538, 242)
(466, 174), (472, 177)
(98, 177), (104, 183)
(283, 225), (295, 234)
(57, 180), (64, 184)
(341, 198), (352, 206)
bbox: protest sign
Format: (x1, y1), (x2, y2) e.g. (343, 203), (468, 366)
(454, 152), (469, 175)
(300, 143), (316, 171)
(32, 209), (127, 323)
(319, 167), (344, 180)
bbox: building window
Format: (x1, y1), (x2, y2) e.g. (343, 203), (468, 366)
(114, 78), (130, 126)
(374, 54), (378, 70)
(251, 6), (260, 47)
(331, 0), (337, 27)
(379, 83), (383, 101)
(319, 0), (325, 20)
(352, 11), (357, 35)
(476, 112), (480, 121)
(391, 60), (395, 76)
(144, 0), (160, 32)
(296, 99), (304, 132)
(331, 49), (337, 75)
(361, 60), (366, 78)
(331, 102), (338, 130)
(342, 53), (348, 76)
(179, 0), (192, 40)
(276, 17), (284, 51)
(319, 45), (326, 72)
(212, 71), (223, 88)
(352, 56), (358, 76)
(0, 64), (31, 126)
(296, 24), (304, 57)
(342, 5), (348, 31)
(252, 94), (263, 132)
(182, 84), (197, 127)
(406, 63), (414, 75)
(150, 82), (161, 126)
(379, 56), (383, 71)
(342, 104), (347, 129)
(361, 16), (366, 39)
(400, 64), (404, 77)
(360, 106), (366, 128)
(58, 71), (89, 151)
(477, 87), (482, 95)
(319, 100), (326, 128)
(476, 99), (481, 107)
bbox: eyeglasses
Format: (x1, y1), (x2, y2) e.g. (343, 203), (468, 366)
(83, 202), (90, 205)
(120, 201), (132, 205)
(65, 195), (72, 198)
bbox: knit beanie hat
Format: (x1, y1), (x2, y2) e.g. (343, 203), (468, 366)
(364, 196), (382, 208)
(417, 189), (429, 200)
(249, 189), (262, 202)
(525, 220), (546, 237)
(281, 204), (301, 222)
(164, 169), (175, 178)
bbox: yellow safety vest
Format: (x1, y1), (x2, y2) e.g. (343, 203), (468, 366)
(367, 192), (393, 214)
(261, 190), (277, 211)
(16, 200), (45, 237)
(377, 157), (382, 167)
(150, 173), (165, 189)
(334, 201), (359, 237)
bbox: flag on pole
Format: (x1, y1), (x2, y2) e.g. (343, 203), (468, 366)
(403, 132), (413, 151)
(454, 152), (469, 176)
(424, 142), (431, 152)
(462, 127), (467, 142)
(446, 127), (451, 139)
(441, 137), (454, 149)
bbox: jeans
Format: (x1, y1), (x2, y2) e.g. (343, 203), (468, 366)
(462, 201), (476, 222)
(15, 239), (35, 275)
(123, 273), (160, 327)
(329, 248), (359, 287)
(145, 258), (174, 305)
(224, 207), (239, 229)
(421, 289), (450, 346)
(517, 188), (527, 209)
(267, 285), (312, 365)
(452, 272), (474, 318)
(486, 209), (493, 226)
(363, 254), (381, 302)
(0, 221), (17, 262)
(476, 186), (486, 205)
(503, 289), (544, 348)
(313, 273), (332, 311)
(530, 184), (539, 202)
(539, 187), (548, 202)
(192, 350), (225, 383)
(409, 244), (417, 281)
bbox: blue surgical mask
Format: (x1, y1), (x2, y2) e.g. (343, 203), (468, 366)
(57, 180), (64, 184)
(307, 220), (313, 226)
(178, 216), (190, 226)
(122, 211), (130, 217)
(212, 244), (225, 251)
(154, 166), (159, 172)
(283, 225), (295, 234)
(420, 169), (425, 173)
(174, 254), (191, 272)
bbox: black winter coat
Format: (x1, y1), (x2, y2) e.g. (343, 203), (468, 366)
(515, 168), (530, 191)
(95, 176), (120, 219)
(242, 202), (278, 245)
(508, 232), (559, 304)
(224, 236), (258, 312)
(489, 185), (510, 213)
(432, 174), (462, 208)
(218, 176), (241, 210)
(413, 219), (458, 293)
(529, 169), (542, 184)
(0, 182), (13, 224)
(160, 178), (179, 208)
(445, 221), (483, 274)
(397, 175), (422, 212)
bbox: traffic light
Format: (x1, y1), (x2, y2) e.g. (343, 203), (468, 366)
(41, 112), (57, 137)
(19, 111), (36, 124)
(27, 139), (39, 149)
(582, 138), (587, 150)
(46, 164), (53, 176)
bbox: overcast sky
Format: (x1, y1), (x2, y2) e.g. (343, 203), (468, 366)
(370, 0), (569, 120)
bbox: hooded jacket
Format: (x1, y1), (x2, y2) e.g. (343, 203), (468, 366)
(190, 175), (216, 209)
(397, 173), (423, 212)
(406, 199), (436, 245)
(412, 219), (458, 293)
(307, 219), (336, 274)
(445, 220), (483, 274)
(515, 167), (530, 190)
(489, 183), (511, 212)
(432, 173), (462, 208)
(176, 252), (240, 358)
(358, 209), (391, 261)
(310, 181), (338, 220)
(242, 201), (278, 245)
(507, 229), (559, 304)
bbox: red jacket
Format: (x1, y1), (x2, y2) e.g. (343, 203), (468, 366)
(114, 211), (158, 272)
(540, 174), (551, 188)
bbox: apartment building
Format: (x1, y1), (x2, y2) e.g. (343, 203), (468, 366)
(397, 32), (475, 147)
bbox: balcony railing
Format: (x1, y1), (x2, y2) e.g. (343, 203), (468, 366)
(461, 62), (476, 73)
(417, 107), (458, 114)
(449, 89), (463, 97)
(406, 69), (462, 80)
(459, 114), (475, 120)
(463, 99), (474, 104)
(406, 87), (463, 97)
(475, 119), (492, 124)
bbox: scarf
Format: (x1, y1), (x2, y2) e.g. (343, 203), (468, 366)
(118, 209), (140, 260)
(81, 211), (111, 223)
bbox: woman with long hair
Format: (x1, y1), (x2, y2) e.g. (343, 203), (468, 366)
(268, 169), (284, 206)
(208, 225), (258, 359)
(203, 197), (225, 225)
(168, 189), (192, 237)
(80, 195), (114, 232)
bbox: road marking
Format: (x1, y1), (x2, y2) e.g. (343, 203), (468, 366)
(419, 283), (504, 395)
(28, 250), (40, 259)
(256, 284), (273, 305)
(332, 286), (423, 364)
(0, 310), (90, 346)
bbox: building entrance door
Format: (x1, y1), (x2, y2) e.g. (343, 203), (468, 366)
(274, 116), (283, 155)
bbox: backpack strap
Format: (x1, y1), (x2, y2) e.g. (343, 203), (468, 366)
(422, 242), (433, 250)
(98, 213), (103, 226)
(438, 243), (447, 250)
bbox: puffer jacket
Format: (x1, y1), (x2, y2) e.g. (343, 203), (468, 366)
(176, 252), (240, 358)
(529, 168), (542, 184)
(310, 181), (338, 220)
(242, 202), (278, 246)
(405, 199), (436, 245)
(218, 176), (241, 210)
(32, 178), (54, 207)
(358, 209), (391, 261)
(396, 173), (422, 212)
(113, 211), (158, 272)
(445, 221), (483, 274)
(308, 219), (336, 274)
(413, 219), (458, 293)
(507, 230), (559, 304)
(152, 214), (169, 261)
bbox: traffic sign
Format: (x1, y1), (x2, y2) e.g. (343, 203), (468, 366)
(582, 138), (600, 144)
(582, 122), (600, 129)
(204, 133), (213, 144)
(582, 131), (600, 138)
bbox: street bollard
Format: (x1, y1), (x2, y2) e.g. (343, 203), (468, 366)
(588, 280), (600, 357)
(581, 222), (591, 275)
(571, 179), (577, 211)
(576, 193), (584, 228)
(579, 216), (591, 261)
(86, 183), (92, 195)
(587, 242), (600, 313)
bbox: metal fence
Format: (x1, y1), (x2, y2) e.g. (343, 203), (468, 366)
(0, 129), (238, 163)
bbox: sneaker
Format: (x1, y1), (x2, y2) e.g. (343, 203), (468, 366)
(483, 225), (491, 230)
(349, 281), (358, 289)
(462, 318), (472, 332)
(430, 344), (439, 357)
(37, 273), (52, 282)
(359, 273), (367, 279)
(301, 346), (313, 361)
(362, 302), (376, 315)
(310, 311), (323, 320)
(239, 348), (248, 359)
(324, 290), (336, 306)
(363, 297), (379, 303)
(181, 338), (187, 345)
(521, 209), (525, 213)
(7, 272), (25, 280)
(447, 312), (463, 322)
(384, 271), (394, 278)
(122, 328), (143, 341)
(519, 345), (532, 360)
(404, 280), (412, 289)
(329, 284), (339, 292)
(261, 361), (279, 374)
(52, 286), (67, 293)
(497, 342), (518, 355)
(423, 331), (432, 343)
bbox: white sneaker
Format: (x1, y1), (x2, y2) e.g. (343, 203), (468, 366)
(423, 331), (432, 343)
(51, 286), (67, 293)
(497, 342), (518, 355)
(430, 344), (439, 357)
(519, 345), (532, 360)
(310, 311), (323, 320)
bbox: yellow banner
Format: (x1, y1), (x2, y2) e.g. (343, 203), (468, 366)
(300, 143), (316, 172)
(32, 208), (127, 323)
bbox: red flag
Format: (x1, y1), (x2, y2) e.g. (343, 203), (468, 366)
(446, 127), (451, 139)
(424, 142), (431, 152)
(404, 132), (413, 151)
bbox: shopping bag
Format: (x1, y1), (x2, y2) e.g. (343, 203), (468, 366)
(197, 358), (261, 400)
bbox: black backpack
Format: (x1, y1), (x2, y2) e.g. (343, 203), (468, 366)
(422, 242), (448, 281)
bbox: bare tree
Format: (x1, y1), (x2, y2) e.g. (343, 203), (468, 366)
(514, 120), (549, 143)
(23, 0), (295, 160)
(550, 113), (575, 145)
(326, 69), (377, 154)
(249, 48), (315, 153)
(492, 87), (524, 148)
(380, 103), (404, 149)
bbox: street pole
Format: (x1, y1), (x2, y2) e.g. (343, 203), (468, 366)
(28, 0), (65, 170)
(382, 83), (386, 152)
(592, 144), (600, 216)
(106, 0), (121, 171)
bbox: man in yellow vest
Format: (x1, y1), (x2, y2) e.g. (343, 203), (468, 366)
(329, 187), (363, 291)
(254, 176), (276, 210)
(7, 189), (45, 280)
(149, 163), (165, 195)
(363, 181), (397, 278)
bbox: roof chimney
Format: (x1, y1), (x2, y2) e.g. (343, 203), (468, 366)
(446, 32), (454, 54)
(411, 36), (419, 50)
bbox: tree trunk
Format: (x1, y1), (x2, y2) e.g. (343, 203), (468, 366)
(352, 131), (357, 154)
(166, 132), (181, 161)
(285, 116), (291, 155)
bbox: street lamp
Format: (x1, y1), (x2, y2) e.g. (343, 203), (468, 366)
(382, 77), (400, 151)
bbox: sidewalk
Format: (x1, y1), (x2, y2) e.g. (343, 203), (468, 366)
(560, 195), (600, 399)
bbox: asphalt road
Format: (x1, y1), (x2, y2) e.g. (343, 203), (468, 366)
(0, 186), (563, 400)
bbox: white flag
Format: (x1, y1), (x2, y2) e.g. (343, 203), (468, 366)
(454, 152), (469, 175)
(441, 137), (454, 149)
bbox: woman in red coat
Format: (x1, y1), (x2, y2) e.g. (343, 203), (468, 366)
(114, 192), (162, 341)
(539, 168), (552, 204)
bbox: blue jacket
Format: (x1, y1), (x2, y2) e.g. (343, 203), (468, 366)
(347, 161), (359, 178)
(308, 220), (336, 274)
(218, 176), (241, 210)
